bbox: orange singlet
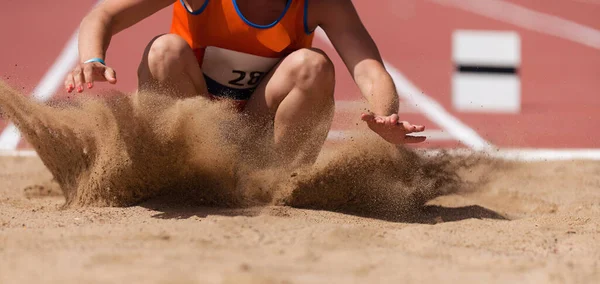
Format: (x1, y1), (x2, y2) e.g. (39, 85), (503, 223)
(170, 0), (315, 106)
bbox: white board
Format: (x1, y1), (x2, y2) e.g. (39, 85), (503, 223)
(452, 30), (521, 113)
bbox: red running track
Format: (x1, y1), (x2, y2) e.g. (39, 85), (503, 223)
(0, 0), (598, 150)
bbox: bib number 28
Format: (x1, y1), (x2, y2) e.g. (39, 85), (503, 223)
(228, 70), (265, 87)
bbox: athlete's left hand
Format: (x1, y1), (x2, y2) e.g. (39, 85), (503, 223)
(361, 113), (427, 144)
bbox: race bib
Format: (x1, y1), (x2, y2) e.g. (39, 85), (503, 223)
(201, 46), (280, 89)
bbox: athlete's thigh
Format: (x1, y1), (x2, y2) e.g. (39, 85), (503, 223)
(243, 48), (328, 118)
(242, 60), (292, 119)
(138, 33), (207, 96)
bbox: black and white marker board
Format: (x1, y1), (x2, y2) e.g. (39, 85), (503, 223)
(452, 30), (521, 113)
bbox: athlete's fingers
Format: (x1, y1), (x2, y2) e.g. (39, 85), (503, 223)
(385, 115), (397, 126)
(389, 114), (399, 125)
(83, 64), (94, 89)
(72, 66), (85, 93)
(64, 73), (75, 93)
(380, 116), (389, 125)
(403, 135), (427, 144)
(361, 113), (375, 122)
(104, 67), (117, 84)
(399, 121), (425, 133)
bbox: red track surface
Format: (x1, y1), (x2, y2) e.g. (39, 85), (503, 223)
(503, 0), (600, 30)
(1, 0), (599, 150)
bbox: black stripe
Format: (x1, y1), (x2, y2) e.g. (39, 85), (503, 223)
(457, 65), (518, 75)
(204, 74), (255, 101)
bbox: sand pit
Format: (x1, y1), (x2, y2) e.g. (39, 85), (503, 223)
(1, 82), (599, 283)
(2, 155), (599, 283)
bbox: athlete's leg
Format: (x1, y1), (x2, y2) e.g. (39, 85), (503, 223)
(244, 48), (335, 167)
(137, 34), (208, 98)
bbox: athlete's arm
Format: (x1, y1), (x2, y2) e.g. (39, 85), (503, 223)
(65, 0), (177, 93)
(314, 0), (426, 144)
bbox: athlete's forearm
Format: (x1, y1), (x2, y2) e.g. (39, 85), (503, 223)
(78, 9), (114, 63)
(77, 0), (177, 64)
(354, 60), (399, 116)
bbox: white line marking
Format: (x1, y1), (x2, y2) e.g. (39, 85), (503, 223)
(573, 0), (600, 5)
(0, 124), (21, 151)
(429, 0), (600, 50)
(31, 33), (80, 102)
(491, 149), (600, 161)
(418, 130), (454, 141)
(424, 148), (600, 162)
(0, 150), (38, 157)
(383, 63), (493, 150)
(315, 29), (493, 150)
(0, 31), (80, 150)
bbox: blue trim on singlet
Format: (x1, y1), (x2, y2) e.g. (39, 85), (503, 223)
(303, 0), (314, 35)
(232, 0), (292, 29)
(179, 0), (209, 15)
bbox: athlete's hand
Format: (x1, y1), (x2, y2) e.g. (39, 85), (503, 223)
(361, 113), (427, 144)
(64, 61), (117, 93)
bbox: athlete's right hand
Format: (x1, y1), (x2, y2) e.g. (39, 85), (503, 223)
(64, 61), (117, 93)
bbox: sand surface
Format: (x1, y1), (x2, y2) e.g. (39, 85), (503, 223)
(1, 81), (599, 283)
(1, 155), (599, 284)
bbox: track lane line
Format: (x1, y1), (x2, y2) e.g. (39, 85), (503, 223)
(429, 0), (600, 50)
(315, 29), (493, 150)
(0, 31), (79, 150)
(382, 62), (492, 150)
(425, 148), (600, 161)
(0, 1), (105, 150)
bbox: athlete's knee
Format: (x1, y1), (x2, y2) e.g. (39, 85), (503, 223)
(289, 48), (335, 90)
(144, 34), (191, 72)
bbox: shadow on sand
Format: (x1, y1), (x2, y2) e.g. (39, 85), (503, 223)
(140, 194), (508, 224)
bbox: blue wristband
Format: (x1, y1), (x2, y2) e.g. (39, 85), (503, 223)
(83, 58), (106, 65)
